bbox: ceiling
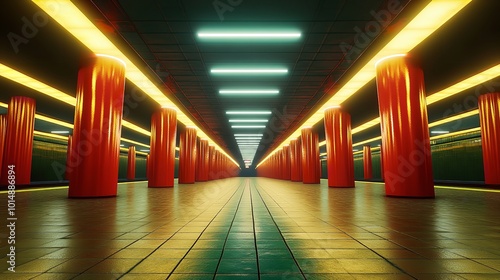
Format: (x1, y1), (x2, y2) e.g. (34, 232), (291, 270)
(1, 0), (499, 169)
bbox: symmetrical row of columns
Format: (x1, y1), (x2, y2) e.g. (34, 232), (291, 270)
(257, 55), (500, 197)
(0, 55), (238, 198)
(1, 55), (500, 197)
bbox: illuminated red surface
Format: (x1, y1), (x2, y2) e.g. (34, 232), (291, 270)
(127, 146), (136, 180)
(1, 97), (35, 186)
(363, 145), (373, 180)
(179, 127), (197, 184)
(301, 128), (320, 184)
(68, 56), (125, 197)
(376, 56), (434, 197)
(148, 107), (177, 188)
(478, 92), (500, 185)
(324, 108), (355, 188)
(196, 139), (209, 182)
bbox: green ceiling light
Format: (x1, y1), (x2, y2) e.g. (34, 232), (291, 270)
(232, 125), (266, 128)
(197, 32), (301, 38)
(234, 134), (264, 137)
(226, 111), (271, 115)
(220, 90), (279, 95)
(431, 130), (450, 134)
(235, 137), (262, 140)
(50, 131), (70, 134)
(229, 119), (268, 123)
(211, 69), (288, 74)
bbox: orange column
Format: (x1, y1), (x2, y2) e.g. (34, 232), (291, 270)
(196, 139), (209, 181)
(1, 97), (35, 186)
(68, 56), (125, 197)
(290, 140), (298, 181)
(208, 146), (215, 180)
(376, 55), (434, 197)
(179, 127), (197, 184)
(478, 92), (500, 185)
(282, 145), (291, 180)
(0, 115), (7, 182)
(363, 145), (372, 180)
(127, 146), (136, 180)
(324, 108), (355, 188)
(149, 107), (177, 188)
(301, 128), (320, 184)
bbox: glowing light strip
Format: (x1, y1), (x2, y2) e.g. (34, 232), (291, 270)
(220, 90), (279, 94)
(31, 0), (239, 168)
(34, 130), (68, 141)
(352, 136), (382, 147)
(257, 0), (472, 168)
(429, 109), (478, 128)
(211, 69), (288, 73)
(198, 33), (301, 38)
(429, 127), (480, 140)
(354, 181), (500, 193)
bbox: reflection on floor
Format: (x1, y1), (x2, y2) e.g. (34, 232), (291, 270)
(1, 178), (500, 279)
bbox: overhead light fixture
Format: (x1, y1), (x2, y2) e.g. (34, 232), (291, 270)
(226, 111), (272, 115)
(431, 130), (450, 134)
(229, 119), (268, 123)
(50, 130), (70, 134)
(140, 149), (150, 152)
(120, 144), (124, 147)
(234, 134), (264, 136)
(232, 125), (266, 128)
(256, 0), (473, 169)
(235, 137), (262, 140)
(211, 69), (288, 74)
(220, 90), (279, 95)
(197, 32), (301, 38)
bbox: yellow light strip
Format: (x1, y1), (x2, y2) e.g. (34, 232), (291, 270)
(355, 181), (500, 193)
(351, 64), (498, 135)
(427, 65), (500, 105)
(353, 136), (382, 147)
(0, 63), (76, 106)
(0, 181), (149, 194)
(121, 138), (149, 148)
(429, 127), (480, 140)
(428, 109), (478, 128)
(34, 130), (69, 141)
(257, 0), (472, 168)
(0, 63), (151, 137)
(31, 0), (238, 167)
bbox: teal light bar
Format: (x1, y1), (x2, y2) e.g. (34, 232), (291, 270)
(229, 119), (268, 123)
(226, 111), (271, 115)
(211, 69), (288, 74)
(198, 32), (301, 38)
(232, 125), (266, 128)
(220, 90), (279, 95)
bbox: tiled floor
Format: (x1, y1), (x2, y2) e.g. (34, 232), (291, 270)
(1, 178), (500, 279)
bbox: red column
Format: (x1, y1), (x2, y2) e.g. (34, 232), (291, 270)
(478, 93), (500, 185)
(380, 146), (385, 181)
(0, 97), (35, 186)
(65, 135), (73, 181)
(324, 108), (355, 188)
(296, 138), (303, 181)
(290, 140), (298, 181)
(363, 145), (372, 180)
(196, 139), (209, 181)
(0, 115), (7, 182)
(178, 127), (197, 184)
(146, 154), (150, 179)
(68, 56), (125, 197)
(376, 55), (434, 197)
(149, 107), (177, 188)
(127, 146), (136, 180)
(301, 128), (320, 184)
(282, 145), (291, 180)
(208, 146), (215, 180)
